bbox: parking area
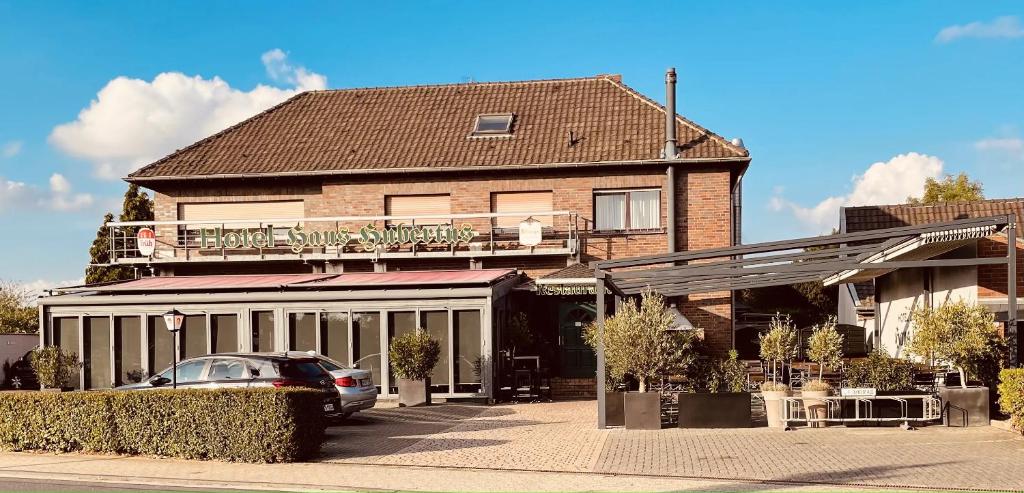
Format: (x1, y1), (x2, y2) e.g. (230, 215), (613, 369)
(323, 400), (1024, 491)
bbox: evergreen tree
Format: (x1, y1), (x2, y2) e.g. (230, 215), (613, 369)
(907, 172), (984, 204)
(85, 185), (154, 284)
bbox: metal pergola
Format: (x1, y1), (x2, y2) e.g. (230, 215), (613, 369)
(590, 215), (1018, 429)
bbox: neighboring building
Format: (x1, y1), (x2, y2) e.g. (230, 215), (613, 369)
(39, 72), (750, 397)
(834, 199), (1023, 358)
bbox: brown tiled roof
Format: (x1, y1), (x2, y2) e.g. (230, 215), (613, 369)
(128, 75), (748, 181)
(844, 198), (1024, 238)
(540, 262), (594, 280)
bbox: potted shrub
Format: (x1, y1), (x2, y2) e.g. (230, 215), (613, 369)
(389, 329), (442, 407)
(842, 349), (923, 421)
(678, 350), (751, 428)
(759, 313), (798, 428)
(803, 317), (843, 428)
(29, 346), (80, 391)
(585, 290), (678, 429)
(908, 300), (1002, 427)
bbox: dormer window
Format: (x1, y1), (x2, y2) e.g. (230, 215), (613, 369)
(472, 113), (514, 136)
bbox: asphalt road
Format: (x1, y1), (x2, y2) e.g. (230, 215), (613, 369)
(0, 477), (267, 492)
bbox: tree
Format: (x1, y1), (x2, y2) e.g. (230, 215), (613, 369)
(806, 316), (843, 381)
(759, 313), (798, 386)
(907, 172), (984, 205)
(85, 185), (153, 284)
(583, 290), (681, 392)
(0, 281), (38, 334)
(907, 300), (1001, 388)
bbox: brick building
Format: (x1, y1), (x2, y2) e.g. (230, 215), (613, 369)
(39, 72), (750, 398)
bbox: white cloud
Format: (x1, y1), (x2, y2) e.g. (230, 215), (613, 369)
(936, 16), (1024, 43)
(0, 173), (94, 213)
(2, 140), (22, 158)
(18, 277), (85, 303)
(771, 152), (944, 232)
(975, 137), (1024, 161)
(261, 48), (327, 90)
(49, 49), (327, 179)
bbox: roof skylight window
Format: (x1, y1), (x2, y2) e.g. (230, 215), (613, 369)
(472, 113), (514, 136)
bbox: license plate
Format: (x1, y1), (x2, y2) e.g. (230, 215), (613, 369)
(324, 403), (335, 412)
(359, 379), (372, 387)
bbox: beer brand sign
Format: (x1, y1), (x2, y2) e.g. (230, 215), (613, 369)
(137, 228), (156, 256)
(198, 222), (476, 253)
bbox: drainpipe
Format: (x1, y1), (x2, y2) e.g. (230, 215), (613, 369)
(667, 165), (676, 253)
(665, 68), (678, 254)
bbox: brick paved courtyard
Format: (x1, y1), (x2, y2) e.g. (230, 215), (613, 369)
(323, 400), (1024, 491)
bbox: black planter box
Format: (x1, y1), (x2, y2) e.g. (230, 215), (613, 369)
(398, 378), (431, 407)
(624, 392), (661, 430)
(677, 392), (751, 428)
(605, 391), (625, 427)
(939, 386), (989, 427)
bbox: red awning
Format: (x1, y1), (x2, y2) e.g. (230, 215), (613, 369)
(63, 269), (516, 293)
(92, 274), (335, 292)
(305, 269), (516, 287)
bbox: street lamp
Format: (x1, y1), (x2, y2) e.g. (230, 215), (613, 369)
(162, 308), (184, 389)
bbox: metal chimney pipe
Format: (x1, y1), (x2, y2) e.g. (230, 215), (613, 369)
(664, 67), (677, 159)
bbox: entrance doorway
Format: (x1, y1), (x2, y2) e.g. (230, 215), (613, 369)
(558, 302), (596, 378)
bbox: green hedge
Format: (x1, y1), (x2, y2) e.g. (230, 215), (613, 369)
(0, 388), (325, 462)
(998, 368), (1024, 435)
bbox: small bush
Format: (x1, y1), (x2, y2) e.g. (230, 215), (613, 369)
(803, 379), (832, 392)
(686, 350), (746, 393)
(29, 346), (79, 389)
(389, 330), (441, 380)
(0, 388), (324, 463)
(761, 381), (789, 392)
(998, 369), (1024, 435)
(845, 350), (915, 391)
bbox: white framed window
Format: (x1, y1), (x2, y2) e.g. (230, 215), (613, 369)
(594, 189), (661, 231)
(471, 113), (514, 136)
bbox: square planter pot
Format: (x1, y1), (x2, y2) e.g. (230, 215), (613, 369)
(939, 386), (989, 427)
(623, 392), (662, 430)
(605, 391), (625, 427)
(398, 378), (431, 407)
(678, 392), (751, 428)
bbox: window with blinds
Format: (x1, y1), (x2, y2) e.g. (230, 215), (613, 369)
(491, 191), (554, 228)
(593, 189), (661, 231)
(178, 201), (304, 228)
(385, 194), (451, 225)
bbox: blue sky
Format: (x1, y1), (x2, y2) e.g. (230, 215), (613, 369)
(1, 1), (1022, 289)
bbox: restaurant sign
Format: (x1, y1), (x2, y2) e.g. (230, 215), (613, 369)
(537, 283), (597, 296)
(191, 223), (476, 253)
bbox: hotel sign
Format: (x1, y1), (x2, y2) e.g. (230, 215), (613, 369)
(197, 223), (476, 253)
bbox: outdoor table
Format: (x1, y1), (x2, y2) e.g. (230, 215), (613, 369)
(780, 393), (942, 430)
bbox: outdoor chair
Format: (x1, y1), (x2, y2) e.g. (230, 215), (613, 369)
(512, 369), (536, 402)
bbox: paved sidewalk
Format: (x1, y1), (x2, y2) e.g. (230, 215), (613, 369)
(323, 401), (1024, 491)
(2, 401), (1023, 492)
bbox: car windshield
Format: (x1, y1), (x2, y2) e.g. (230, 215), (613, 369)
(279, 360), (327, 379)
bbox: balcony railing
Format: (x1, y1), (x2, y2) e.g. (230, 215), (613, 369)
(106, 211), (579, 265)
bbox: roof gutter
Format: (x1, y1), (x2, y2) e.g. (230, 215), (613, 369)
(124, 156), (751, 183)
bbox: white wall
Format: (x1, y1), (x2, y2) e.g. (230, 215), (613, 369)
(875, 265), (977, 358)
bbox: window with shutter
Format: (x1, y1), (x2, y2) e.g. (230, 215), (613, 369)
(385, 194), (451, 225)
(178, 201), (304, 228)
(491, 191), (554, 228)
